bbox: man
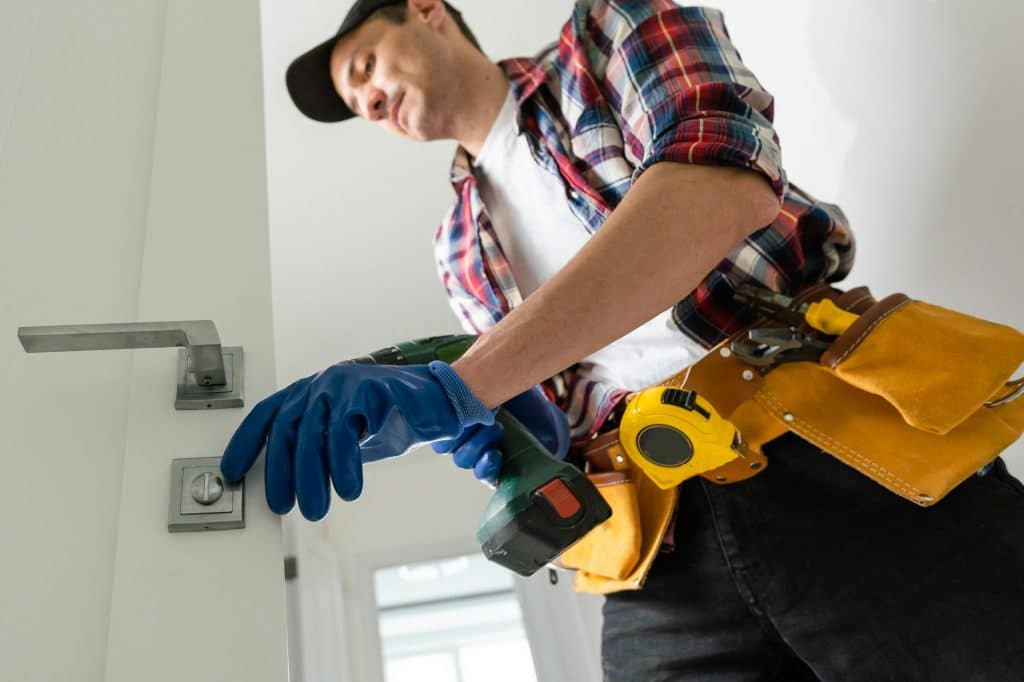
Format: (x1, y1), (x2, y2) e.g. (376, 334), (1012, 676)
(221, 1), (1024, 679)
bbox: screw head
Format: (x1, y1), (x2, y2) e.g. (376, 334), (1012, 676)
(191, 472), (224, 505)
(742, 369), (755, 381)
(783, 412), (795, 423)
(720, 347), (732, 358)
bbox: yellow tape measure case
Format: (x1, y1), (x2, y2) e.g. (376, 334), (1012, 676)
(618, 387), (742, 489)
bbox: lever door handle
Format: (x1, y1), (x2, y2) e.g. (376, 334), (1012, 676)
(19, 320), (227, 385)
(17, 321), (244, 409)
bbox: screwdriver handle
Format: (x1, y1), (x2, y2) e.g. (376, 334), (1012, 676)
(804, 299), (859, 336)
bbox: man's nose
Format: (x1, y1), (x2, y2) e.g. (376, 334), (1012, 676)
(363, 88), (387, 122)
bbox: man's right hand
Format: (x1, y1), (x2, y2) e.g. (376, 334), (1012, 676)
(432, 386), (570, 485)
(220, 360), (495, 521)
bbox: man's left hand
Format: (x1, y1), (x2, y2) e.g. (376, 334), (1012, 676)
(432, 386), (570, 486)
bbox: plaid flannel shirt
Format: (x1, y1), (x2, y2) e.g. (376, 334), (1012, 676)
(433, 0), (855, 442)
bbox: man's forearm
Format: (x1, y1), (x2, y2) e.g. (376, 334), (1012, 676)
(451, 161), (781, 409)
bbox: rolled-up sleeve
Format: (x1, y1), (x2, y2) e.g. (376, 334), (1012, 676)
(573, 1), (787, 198)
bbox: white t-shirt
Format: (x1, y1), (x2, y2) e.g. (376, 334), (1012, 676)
(472, 88), (706, 391)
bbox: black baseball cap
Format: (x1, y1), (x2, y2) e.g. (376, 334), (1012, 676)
(286, 0), (464, 123)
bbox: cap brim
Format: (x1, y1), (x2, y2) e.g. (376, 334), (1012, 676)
(286, 35), (356, 123)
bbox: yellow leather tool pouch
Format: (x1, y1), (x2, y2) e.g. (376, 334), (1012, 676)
(730, 294), (1024, 506)
(558, 471), (641, 581)
(556, 435), (677, 594)
(820, 294), (1024, 434)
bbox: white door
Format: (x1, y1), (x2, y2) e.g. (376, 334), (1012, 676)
(0, 2), (288, 681)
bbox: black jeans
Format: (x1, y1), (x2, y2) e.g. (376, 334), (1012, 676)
(601, 432), (1024, 681)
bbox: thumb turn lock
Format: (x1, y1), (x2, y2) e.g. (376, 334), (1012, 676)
(190, 471), (225, 505)
(168, 457), (244, 532)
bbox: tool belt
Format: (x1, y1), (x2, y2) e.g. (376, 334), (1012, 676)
(557, 284), (1024, 595)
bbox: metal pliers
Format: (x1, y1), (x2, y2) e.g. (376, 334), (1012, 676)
(731, 284), (843, 368)
(733, 283), (860, 337)
(733, 284), (810, 327)
(731, 326), (832, 368)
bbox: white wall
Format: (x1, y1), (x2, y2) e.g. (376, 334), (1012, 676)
(260, 0), (1024, 679)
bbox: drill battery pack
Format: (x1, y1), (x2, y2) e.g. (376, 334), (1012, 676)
(476, 411), (611, 577)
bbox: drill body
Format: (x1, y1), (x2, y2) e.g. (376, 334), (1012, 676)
(351, 335), (611, 576)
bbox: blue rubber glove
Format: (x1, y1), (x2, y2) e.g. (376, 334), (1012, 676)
(220, 360), (495, 521)
(431, 386), (570, 485)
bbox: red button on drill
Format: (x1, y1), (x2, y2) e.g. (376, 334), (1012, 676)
(535, 479), (582, 519)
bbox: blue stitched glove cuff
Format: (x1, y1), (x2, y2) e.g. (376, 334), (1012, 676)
(427, 360), (497, 428)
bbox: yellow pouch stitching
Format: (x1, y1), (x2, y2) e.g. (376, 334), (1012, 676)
(755, 389), (925, 500)
(593, 480), (632, 489)
(831, 298), (913, 367)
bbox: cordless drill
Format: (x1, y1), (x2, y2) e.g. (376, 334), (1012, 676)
(349, 335), (611, 577)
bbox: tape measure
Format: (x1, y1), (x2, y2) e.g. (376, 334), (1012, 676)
(618, 387), (746, 490)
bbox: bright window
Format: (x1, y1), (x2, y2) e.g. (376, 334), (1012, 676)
(375, 554), (538, 682)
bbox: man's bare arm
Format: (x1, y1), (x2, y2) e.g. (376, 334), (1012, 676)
(451, 161), (781, 409)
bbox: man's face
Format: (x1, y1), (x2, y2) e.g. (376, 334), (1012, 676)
(330, 10), (458, 141)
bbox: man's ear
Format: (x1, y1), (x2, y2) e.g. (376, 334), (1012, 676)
(407, 0), (446, 30)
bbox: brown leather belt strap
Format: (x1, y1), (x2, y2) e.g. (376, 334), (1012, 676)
(581, 429), (632, 472)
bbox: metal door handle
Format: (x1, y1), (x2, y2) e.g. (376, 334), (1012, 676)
(17, 321), (244, 409)
(20, 320), (227, 384)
